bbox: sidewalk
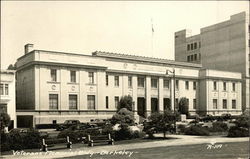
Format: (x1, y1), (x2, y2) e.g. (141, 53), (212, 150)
(2, 134), (248, 159)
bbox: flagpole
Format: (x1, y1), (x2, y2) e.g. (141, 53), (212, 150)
(151, 18), (154, 57)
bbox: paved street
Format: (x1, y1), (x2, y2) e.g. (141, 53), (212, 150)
(2, 134), (248, 159)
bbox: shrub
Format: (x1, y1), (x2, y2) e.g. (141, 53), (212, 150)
(228, 126), (249, 137)
(209, 122), (228, 132)
(184, 125), (209, 136)
(1, 128), (42, 152)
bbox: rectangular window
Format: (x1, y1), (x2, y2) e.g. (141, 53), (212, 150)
(191, 43), (193, 50)
(232, 83), (236, 91)
(0, 84), (3, 95)
(223, 99), (227, 109)
(138, 77), (145, 87)
(194, 42), (197, 49)
(115, 96), (119, 108)
(4, 84), (8, 95)
(213, 99), (217, 109)
(194, 54), (197, 60)
(213, 81), (217, 90)
(128, 76), (132, 87)
(87, 95), (95, 110)
(49, 94), (58, 110)
(163, 79), (170, 89)
(175, 80), (179, 90)
(69, 95), (77, 110)
(223, 82), (227, 91)
(88, 72), (94, 84)
(51, 69), (57, 82)
(185, 81), (189, 90)
(106, 74), (109, 86)
(232, 100), (236, 109)
(187, 44), (190, 51)
(70, 70), (76, 83)
(191, 55), (194, 61)
(151, 78), (158, 88)
(106, 96), (109, 109)
(193, 81), (196, 90)
(187, 56), (190, 62)
(114, 76), (119, 86)
(193, 99), (196, 109)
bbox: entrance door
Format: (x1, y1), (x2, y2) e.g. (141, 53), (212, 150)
(151, 98), (159, 113)
(137, 97), (146, 117)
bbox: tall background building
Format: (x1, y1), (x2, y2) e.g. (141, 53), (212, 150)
(175, 12), (249, 111)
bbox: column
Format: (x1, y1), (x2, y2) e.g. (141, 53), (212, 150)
(158, 77), (164, 112)
(146, 76), (151, 117)
(96, 70), (106, 110)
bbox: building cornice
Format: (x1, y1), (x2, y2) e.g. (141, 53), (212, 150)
(16, 61), (107, 71)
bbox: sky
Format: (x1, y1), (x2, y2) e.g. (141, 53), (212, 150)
(1, 1), (249, 69)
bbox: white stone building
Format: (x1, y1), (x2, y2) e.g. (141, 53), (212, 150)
(0, 69), (16, 130)
(15, 44), (242, 127)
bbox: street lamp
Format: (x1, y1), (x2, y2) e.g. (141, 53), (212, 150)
(166, 68), (176, 133)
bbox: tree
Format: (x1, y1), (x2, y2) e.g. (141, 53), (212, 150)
(111, 108), (135, 125)
(178, 97), (189, 115)
(118, 95), (133, 111)
(145, 110), (177, 138)
(0, 112), (10, 131)
(7, 64), (16, 70)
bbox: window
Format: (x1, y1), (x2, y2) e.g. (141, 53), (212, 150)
(194, 43), (197, 49)
(191, 43), (193, 50)
(69, 95), (77, 110)
(223, 82), (227, 91)
(223, 99), (227, 109)
(193, 81), (196, 90)
(191, 55), (194, 61)
(163, 79), (170, 89)
(185, 81), (189, 90)
(106, 96), (109, 109)
(115, 96), (119, 108)
(193, 99), (196, 109)
(213, 99), (217, 109)
(106, 75), (109, 86)
(187, 44), (190, 51)
(0, 84), (3, 95)
(232, 100), (236, 109)
(175, 80), (179, 90)
(87, 95), (95, 109)
(4, 84), (8, 95)
(49, 94), (58, 110)
(88, 72), (94, 84)
(51, 69), (57, 82)
(194, 54), (197, 61)
(232, 83), (236, 91)
(70, 70), (76, 83)
(187, 56), (190, 62)
(151, 78), (158, 88)
(213, 81), (217, 90)
(128, 76), (132, 87)
(138, 77), (145, 87)
(114, 76), (119, 86)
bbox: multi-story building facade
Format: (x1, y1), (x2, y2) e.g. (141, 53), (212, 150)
(15, 44), (242, 127)
(0, 69), (16, 130)
(175, 11), (249, 111)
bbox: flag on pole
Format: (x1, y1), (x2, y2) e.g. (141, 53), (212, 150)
(151, 18), (154, 33)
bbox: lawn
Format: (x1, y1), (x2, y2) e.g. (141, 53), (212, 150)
(62, 141), (249, 159)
